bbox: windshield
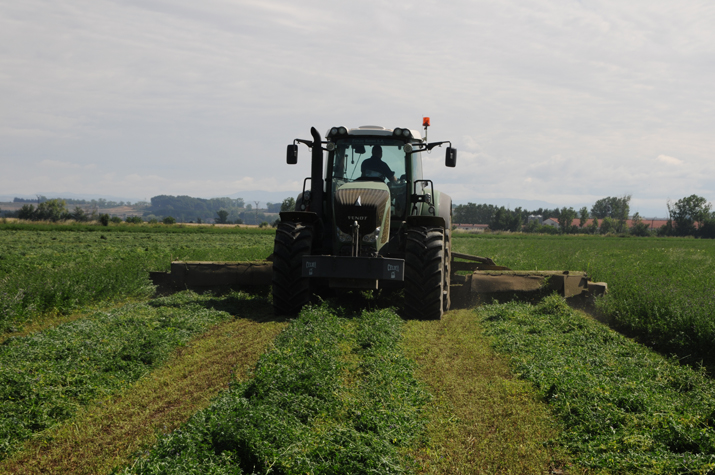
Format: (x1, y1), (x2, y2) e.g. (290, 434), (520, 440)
(331, 138), (409, 217)
(332, 139), (407, 183)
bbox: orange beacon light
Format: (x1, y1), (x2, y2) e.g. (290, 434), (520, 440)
(422, 117), (431, 127)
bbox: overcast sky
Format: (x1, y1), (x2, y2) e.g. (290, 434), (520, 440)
(1, 0), (713, 216)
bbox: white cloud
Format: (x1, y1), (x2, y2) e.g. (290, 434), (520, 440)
(657, 154), (684, 165)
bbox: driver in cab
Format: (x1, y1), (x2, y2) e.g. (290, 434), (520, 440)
(361, 145), (397, 183)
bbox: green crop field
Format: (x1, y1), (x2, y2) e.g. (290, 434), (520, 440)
(2, 224), (715, 473)
(453, 234), (715, 368)
(0, 224), (274, 332)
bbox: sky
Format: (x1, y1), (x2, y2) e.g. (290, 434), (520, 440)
(1, 0), (713, 217)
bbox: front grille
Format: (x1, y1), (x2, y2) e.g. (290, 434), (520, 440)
(334, 187), (389, 236)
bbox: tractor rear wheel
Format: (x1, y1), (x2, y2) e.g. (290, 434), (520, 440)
(404, 226), (445, 320)
(272, 221), (313, 316)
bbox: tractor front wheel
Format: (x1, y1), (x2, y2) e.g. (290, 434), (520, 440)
(404, 226), (445, 320)
(272, 221), (313, 316)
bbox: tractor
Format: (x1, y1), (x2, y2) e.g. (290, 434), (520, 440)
(272, 120), (457, 320)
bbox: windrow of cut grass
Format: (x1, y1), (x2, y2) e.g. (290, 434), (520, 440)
(0, 227), (274, 332)
(117, 305), (431, 474)
(454, 234), (715, 367)
(0, 291), (247, 460)
(1, 294), (285, 475)
(480, 295), (715, 474)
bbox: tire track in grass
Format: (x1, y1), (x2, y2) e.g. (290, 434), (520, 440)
(0, 314), (286, 475)
(403, 309), (580, 475)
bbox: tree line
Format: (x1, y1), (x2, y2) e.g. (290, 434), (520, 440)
(12, 196), (139, 208)
(453, 194), (715, 238)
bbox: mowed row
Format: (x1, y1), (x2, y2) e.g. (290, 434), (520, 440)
(1, 225), (715, 473)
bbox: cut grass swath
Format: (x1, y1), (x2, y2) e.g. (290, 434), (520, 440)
(117, 305), (431, 474)
(480, 294), (715, 473)
(0, 291), (250, 460)
(0, 311), (285, 475)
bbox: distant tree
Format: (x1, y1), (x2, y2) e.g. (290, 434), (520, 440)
(578, 207), (589, 228)
(587, 217), (599, 234)
(216, 209), (229, 224)
(281, 197), (296, 213)
(71, 206), (89, 222)
(126, 216), (142, 224)
(163, 216), (176, 225)
(18, 204), (35, 220)
(99, 214), (110, 226)
(668, 195), (712, 237)
(454, 203), (496, 224)
(600, 217), (616, 234)
(698, 218), (715, 239)
(591, 195), (631, 220)
(148, 217), (159, 224)
(489, 207), (523, 232)
(265, 202), (282, 213)
(557, 207), (577, 233)
(657, 220), (674, 237)
(110, 216), (122, 224)
(629, 212), (651, 237)
(34, 199), (69, 222)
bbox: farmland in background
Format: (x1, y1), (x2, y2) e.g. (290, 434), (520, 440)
(453, 234), (715, 368)
(0, 224), (274, 332)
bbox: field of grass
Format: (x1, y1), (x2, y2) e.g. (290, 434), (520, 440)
(0, 291), (260, 460)
(453, 234), (715, 367)
(117, 304), (431, 474)
(1, 292), (285, 475)
(4, 225), (715, 473)
(0, 225), (274, 332)
(480, 295), (715, 474)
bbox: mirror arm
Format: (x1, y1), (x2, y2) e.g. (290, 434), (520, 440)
(294, 138), (314, 148)
(426, 140), (452, 151)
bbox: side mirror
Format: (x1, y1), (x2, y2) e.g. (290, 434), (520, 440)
(286, 144), (298, 164)
(445, 147), (457, 167)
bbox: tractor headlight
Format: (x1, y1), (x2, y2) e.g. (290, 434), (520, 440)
(362, 227), (381, 243)
(337, 228), (352, 242)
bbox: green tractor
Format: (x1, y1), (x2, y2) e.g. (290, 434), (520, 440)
(273, 121), (457, 320)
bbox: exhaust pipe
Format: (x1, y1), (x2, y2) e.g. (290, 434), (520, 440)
(310, 126), (323, 219)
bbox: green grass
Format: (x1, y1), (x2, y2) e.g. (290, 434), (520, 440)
(0, 222), (276, 234)
(117, 304), (431, 474)
(454, 234), (715, 367)
(0, 228), (274, 332)
(480, 295), (715, 474)
(0, 291), (242, 460)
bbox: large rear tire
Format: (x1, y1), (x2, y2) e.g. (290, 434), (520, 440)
(272, 221), (313, 316)
(405, 226), (445, 320)
(443, 230), (451, 313)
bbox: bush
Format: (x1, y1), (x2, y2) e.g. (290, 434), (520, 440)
(125, 216), (142, 224)
(99, 214), (110, 226)
(162, 216), (176, 225)
(110, 216), (122, 224)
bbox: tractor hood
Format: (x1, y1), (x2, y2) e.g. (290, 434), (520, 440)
(333, 182), (390, 240)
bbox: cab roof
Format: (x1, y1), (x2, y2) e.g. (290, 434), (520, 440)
(326, 125), (423, 141)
